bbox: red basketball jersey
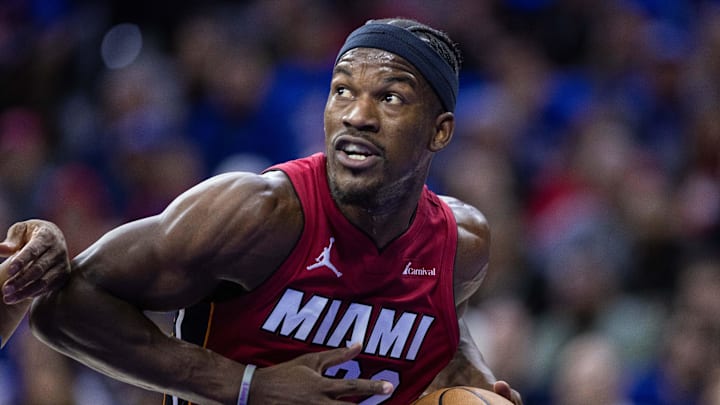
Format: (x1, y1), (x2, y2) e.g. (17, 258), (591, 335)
(171, 153), (460, 405)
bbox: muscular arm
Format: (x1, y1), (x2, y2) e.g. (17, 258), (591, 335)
(424, 197), (496, 391)
(428, 196), (522, 404)
(30, 171), (303, 404)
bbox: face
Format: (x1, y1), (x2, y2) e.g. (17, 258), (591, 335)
(324, 47), (454, 209)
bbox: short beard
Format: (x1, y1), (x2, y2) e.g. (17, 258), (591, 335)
(325, 152), (432, 215)
(328, 169), (420, 216)
(328, 176), (383, 209)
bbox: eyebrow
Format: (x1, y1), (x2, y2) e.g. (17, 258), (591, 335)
(332, 65), (352, 77)
(332, 65), (419, 89)
(383, 74), (418, 88)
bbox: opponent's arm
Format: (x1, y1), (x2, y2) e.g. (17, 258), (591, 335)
(0, 262), (28, 348)
(30, 171), (301, 404)
(0, 263), (28, 348)
(1, 220), (71, 347)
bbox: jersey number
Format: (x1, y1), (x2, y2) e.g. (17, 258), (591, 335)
(325, 360), (399, 404)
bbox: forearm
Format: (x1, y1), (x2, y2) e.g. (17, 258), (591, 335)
(432, 348), (495, 389)
(425, 351), (495, 393)
(425, 319), (496, 392)
(0, 261), (29, 347)
(29, 274), (244, 405)
(0, 299), (30, 348)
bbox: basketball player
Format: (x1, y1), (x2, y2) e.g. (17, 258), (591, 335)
(23, 18), (521, 404)
(0, 220), (70, 348)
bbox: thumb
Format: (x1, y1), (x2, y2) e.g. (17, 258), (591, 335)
(0, 223), (28, 258)
(493, 380), (512, 400)
(0, 240), (17, 258)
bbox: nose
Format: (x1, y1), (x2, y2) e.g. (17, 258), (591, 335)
(342, 96), (379, 132)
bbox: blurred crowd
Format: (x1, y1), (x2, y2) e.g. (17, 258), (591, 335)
(0, 0), (719, 404)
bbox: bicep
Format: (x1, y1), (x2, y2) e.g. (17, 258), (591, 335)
(73, 174), (244, 310)
(73, 215), (217, 311)
(73, 171), (299, 312)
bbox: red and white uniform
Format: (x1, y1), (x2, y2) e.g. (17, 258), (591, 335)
(168, 153), (459, 405)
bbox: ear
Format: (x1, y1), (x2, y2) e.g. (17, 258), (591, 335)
(429, 112), (455, 152)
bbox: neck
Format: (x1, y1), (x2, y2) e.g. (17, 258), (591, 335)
(336, 177), (425, 250)
(340, 202), (420, 250)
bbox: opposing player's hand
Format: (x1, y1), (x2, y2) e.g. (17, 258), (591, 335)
(1, 220), (71, 304)
(493, 380), (523, 405)
(250, 343), (393, 404)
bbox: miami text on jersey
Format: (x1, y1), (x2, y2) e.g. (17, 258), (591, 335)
(262, 288), (435, 361)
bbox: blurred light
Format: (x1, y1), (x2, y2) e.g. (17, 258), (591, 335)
(101, 23), (142, 69)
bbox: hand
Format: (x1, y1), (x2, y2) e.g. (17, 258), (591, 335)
(250, 343), (393, 404)
(493, 380), (523, 405)
(1, 220), (71, 304)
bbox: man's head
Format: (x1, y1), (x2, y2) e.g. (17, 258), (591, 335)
(324, 18), (462, 211)
(336, 18), (462, 113)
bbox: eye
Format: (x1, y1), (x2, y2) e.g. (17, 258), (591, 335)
(383, 93), (403, 105)
(335, 86), (352, 99)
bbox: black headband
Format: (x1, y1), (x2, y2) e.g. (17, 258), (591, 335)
(335, 23), (458, 112)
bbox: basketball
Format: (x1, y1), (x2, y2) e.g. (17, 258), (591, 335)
(412, 386), (513, 405)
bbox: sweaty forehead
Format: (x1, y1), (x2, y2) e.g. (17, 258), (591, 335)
(334, 48), (420, 75)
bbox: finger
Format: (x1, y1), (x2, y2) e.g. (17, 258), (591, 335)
(297, 343), (363, 371)
(1, 250), (61, 300)
(511, 389), (523, 405)
(4, 258), (68, 304)
(5, 236), (53, 277)
(326, 378), (394, 399)
(320, 343), (363, 369)
(493, 381), (514, 402)
(14, 224), (70, 278)
(3, 253), (48, 291)
(0, 242), (16, 257)
(3, 277), (46, 304)
(0, 222), (27, 257)
(493, 380), (510, 396)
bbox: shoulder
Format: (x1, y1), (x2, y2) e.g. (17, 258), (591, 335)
(439, 196), (491, 306)
(159, 170), (303, 287)
(166, 170), (295, 207)
(439, 195), (490, 256)
(440, 196), (490, 237)
(164, 170), (300, 220)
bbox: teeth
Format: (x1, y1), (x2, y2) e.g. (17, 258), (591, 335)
(347, 154), (367, 161)
(343, 143), (371, 154)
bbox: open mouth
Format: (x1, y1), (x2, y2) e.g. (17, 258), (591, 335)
(333, 135), (383, 169)
(341, 143), (373, 161)
(335, 135), (381, 155)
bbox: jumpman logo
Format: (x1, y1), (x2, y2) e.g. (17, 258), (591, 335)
(306, 237), (342, 277)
